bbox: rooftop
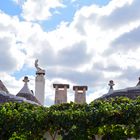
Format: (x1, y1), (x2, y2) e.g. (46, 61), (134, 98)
(53, 84), (70, 89)
(0, 91), (39, 105)
(16, 76), (41, 104)
(0, 80), (9, 94)
(100, 77), (140, 99)
(73, 86), (88, 91)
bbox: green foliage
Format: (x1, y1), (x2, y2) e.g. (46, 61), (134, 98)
(9, 132), (27, 140)
(0, 96), (140, 140)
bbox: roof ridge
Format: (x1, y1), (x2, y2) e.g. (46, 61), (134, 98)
(0, 80), (9, 94)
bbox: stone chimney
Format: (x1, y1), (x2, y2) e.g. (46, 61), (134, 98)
(73, 86), (88, 104)
(35, 59), (45, 105)
(53, 84), (69, 104)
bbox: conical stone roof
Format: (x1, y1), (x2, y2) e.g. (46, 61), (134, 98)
(136, 77), (140, 87)
(99, 77), (140, 100)
(0, 80), (9, 94)
(16, 76), (40, 104)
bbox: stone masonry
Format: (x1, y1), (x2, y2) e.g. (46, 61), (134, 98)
(53, 84), (69, 104)
(73, 86), (88, 104)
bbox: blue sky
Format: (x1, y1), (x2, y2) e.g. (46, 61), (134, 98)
(0, 0), (110, 31)
(42, 0), (111, 31)
(0, 0), (140, 106)
(0, 0), (21, 15)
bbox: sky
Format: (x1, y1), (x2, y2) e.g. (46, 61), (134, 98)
(0, 0), (140, 106)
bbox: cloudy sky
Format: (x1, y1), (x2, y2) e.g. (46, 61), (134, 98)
(0, 0), (140, 106)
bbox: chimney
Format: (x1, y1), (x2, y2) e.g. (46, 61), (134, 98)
(35, 59), (45, 105)
(53, 84), (69, 104)
(73, 86), (88, 104)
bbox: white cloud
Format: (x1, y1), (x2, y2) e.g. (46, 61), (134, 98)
(0, 12), (26, 72)
(21, 0), (65, 21)
(71, 0), (77, 3)
(0, 73), (23, 95)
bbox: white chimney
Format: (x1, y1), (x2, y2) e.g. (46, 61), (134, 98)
(35, 59), (45, 105)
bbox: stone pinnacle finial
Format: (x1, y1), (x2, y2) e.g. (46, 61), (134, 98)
(108, 80), (115, 93)
(108, 80), (115, 89)
(23, 76), (29, 83)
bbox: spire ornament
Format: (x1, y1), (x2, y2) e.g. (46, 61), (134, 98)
(35, 59), (45, 75)
(108, 80), (115, 93)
